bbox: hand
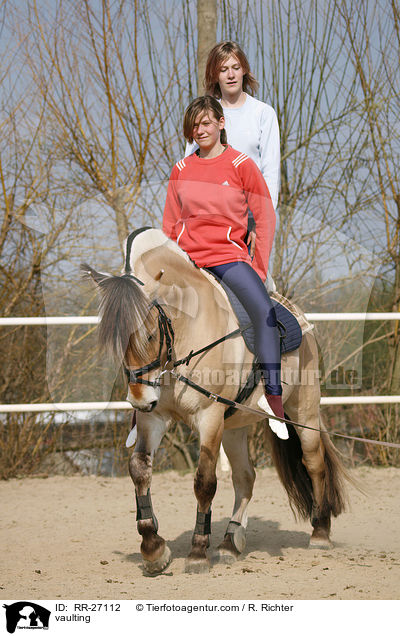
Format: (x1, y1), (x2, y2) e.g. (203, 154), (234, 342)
(246, 230), (256, 259)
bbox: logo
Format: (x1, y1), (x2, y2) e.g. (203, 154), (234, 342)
(222, 180), (230, 186)
(3, 603), (51, 633)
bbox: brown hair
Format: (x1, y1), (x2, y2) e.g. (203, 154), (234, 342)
(204, 41), (259, 98)
(183, 95), (227, 144)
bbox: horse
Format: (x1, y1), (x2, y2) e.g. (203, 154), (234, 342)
(81, 228), (349, 575)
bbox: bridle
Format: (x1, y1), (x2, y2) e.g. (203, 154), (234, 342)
(123, 300), (175, 387)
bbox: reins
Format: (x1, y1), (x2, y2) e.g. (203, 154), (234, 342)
(173, 323), (253, 368)
(124, 295), (400, 451)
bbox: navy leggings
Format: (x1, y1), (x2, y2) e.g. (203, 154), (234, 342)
(207, 261), (282, 396)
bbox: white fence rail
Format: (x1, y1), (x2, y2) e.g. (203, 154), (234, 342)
(1, 314), (399, 413)
(1, 313), (400, 326)
(0, 316), (99, 325)
(0, 395), (400, 414)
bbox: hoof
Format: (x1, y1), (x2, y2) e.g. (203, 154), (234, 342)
(212, 549), (238, 565)
(184, 557), (210, 574)
(230, 524), (246, 553)
(309, 538), (333, 550)
(309, 523), (332, 549)
(143, 545), (172, 576)
(212, 532), (242, 564)
(308, 532), (333, 550)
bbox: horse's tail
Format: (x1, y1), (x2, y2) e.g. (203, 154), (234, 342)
(265, 419), (352, 520)
(81, 263), (154, 363)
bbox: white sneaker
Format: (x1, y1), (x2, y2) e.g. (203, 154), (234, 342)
(257, 394), (289, 440)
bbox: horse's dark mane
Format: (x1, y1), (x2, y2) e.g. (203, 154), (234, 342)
(94, 272), (154, 363)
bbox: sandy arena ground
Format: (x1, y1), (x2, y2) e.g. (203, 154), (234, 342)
(1, 466), (399, 600)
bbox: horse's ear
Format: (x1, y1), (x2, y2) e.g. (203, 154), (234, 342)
(80, 263), (109, 286)
(154, 269), (164, 281)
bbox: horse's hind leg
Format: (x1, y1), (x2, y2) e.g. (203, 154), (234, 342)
(303, 416), (348, 548)
(285, 393), (346, 547)
(297, 420), (333, 548)
(280, 332), (331, 547)
(129, 412), (171, 575)
(213, 427), (256, 564)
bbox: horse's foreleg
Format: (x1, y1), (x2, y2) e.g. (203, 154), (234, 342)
(214, 427), (255, 563)
(129, 412), (171, 575)
(185, 411), (224, 574)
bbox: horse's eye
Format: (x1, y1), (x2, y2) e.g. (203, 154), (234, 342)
(148, 333), (155, 342)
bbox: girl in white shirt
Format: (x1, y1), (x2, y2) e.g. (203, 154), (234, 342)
(186, 40), (280, 211)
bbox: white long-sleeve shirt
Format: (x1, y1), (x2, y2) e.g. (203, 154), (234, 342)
(185, 93), (280, 209)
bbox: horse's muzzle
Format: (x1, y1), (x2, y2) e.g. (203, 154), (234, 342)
(128, 398), (158, 413)
(140, 400), (158, 413)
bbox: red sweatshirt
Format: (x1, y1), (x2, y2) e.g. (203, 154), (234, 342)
(162, 145), (275, 281)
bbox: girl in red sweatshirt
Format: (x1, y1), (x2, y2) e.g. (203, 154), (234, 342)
(163, 96), (287, 438)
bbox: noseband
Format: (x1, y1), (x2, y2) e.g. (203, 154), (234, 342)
(124, 300), (175, 387)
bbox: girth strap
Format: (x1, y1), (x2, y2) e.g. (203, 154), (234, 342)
(224, 360), (262, 420)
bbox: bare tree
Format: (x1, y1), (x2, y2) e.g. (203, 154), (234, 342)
(197, 0), (217, 95)
(334, 0), (400, 456)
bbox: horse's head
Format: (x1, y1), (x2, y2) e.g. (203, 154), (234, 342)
(81, 263), (165, 411)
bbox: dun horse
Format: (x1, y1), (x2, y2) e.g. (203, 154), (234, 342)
(82, 228), (348, 575)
